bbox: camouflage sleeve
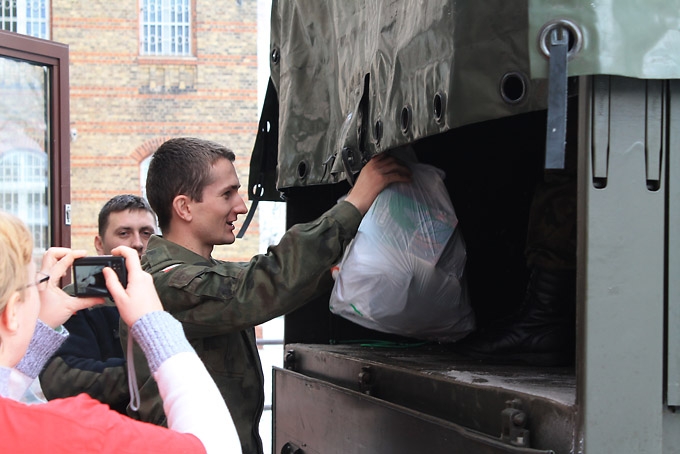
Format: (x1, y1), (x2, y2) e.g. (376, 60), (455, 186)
(154, 201), (362, 338)
(38, 309), (130, 414)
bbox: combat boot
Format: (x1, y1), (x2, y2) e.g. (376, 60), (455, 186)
(455, 267), (575, 366)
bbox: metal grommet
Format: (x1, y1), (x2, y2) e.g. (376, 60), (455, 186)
(400, 105), (412, 134)
(433, 92), (445, 123)
(271, 47), (280, 64)
(296, 160), (307, 180)
(500, 72), (528, 104)
(374, 119), (383, 143)
(250, 183), (265, 198)
(538, 19), (582, 59)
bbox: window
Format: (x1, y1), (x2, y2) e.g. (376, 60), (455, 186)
(0, 0), (50, 39)
(0, 149), (49, 254)
(140, 0), (191, 56)
(1, 30), (71, 250)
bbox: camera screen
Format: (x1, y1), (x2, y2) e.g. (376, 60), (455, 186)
(74, 264), (109, 296)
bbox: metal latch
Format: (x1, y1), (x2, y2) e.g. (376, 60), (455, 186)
(500, 398), (530, 448)
(284, 349), (296, 371)
(358, 366), (373, 395)
(544, 26), (569, 170)
(280, 442), (303, 454)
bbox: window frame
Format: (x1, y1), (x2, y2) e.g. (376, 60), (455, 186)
(139, 0), (195, 58)
(0, 29), (71, 248)
(0, 0), (51, 39)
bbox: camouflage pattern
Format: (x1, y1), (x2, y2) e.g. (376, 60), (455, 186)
(122, 201), (363, 454)
(39, 285), (129, 414)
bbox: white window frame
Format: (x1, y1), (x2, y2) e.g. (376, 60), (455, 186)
(0, 0), (50, 39)
(140, 0), (191, 56)
(0, 149), (49, 254)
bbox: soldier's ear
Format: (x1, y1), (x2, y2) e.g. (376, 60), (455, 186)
(173, 195), (192, 222)
(94, 235), (105, 255)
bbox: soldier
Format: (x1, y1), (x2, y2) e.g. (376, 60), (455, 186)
(39, 195), (157, 413)
(124, 137), (412, 454)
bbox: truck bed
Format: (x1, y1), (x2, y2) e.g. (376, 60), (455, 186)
(275, 343), (576, 453)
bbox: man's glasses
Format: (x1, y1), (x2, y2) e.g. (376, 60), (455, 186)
(24, 272), (50, 291)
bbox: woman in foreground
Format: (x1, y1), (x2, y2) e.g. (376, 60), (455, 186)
(0, 210), (239, 453)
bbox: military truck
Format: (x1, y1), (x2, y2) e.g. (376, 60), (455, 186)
(248, 1), (680, 452)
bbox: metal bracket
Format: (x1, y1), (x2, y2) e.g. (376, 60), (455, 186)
(284, 349), (297, 371)
(280, 442), (303, 454)
(358, 366), (374, 395)
(500, 399), (530, 448)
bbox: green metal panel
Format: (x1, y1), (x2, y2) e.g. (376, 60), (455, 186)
(529, 0), (680, 80)
(665, 82), (680, 452)
(577, 75), (666, 453)
(668, 81), (680, 408)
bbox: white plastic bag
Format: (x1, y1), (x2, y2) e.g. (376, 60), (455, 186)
(329, 163), (475, 342)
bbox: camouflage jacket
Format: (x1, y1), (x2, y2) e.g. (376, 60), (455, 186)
(39, 286), (128, 414)
(123, 201), (362, 454)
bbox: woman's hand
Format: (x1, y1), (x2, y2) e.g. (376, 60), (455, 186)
(38, 248), (104, 329)
(103, 245), (163, 327)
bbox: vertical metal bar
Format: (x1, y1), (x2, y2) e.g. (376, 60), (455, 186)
(545, 27), (568, 170)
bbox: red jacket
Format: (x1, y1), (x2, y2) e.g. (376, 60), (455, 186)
(0, 393), (205, 453)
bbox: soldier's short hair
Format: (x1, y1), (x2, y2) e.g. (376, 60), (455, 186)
(98, 194), (156, 237)
(146, 137), (236, 232)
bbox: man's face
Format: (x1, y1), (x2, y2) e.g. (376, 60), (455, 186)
(95, 209), (157, 257)
(189, 157), (248, 247)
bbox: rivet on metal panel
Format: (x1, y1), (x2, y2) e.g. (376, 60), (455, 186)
(538, 19), (583, 60)
(500, 72), (528, 105)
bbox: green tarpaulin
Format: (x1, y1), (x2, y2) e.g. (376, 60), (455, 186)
(260, 0), (680, 191)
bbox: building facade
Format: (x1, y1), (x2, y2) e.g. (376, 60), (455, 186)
(2, 0), (263, 261)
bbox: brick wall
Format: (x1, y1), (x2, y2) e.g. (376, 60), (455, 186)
(53, 0), (261, 261)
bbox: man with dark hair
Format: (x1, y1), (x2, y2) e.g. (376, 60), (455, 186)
(39, 194), (157, 413)
(125, 137), (411, 454)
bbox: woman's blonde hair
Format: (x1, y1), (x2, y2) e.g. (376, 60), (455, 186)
(0, 211), (33, 313)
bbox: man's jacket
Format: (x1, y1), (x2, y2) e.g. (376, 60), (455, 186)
(123, 201), (362, 454)
(39, 288), (129, 414)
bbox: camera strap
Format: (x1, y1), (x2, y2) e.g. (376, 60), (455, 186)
(127, 334), (141, 412)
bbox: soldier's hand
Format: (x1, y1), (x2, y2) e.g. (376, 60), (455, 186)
(344, 153), (412, 215)
(104, 245), (163, 327)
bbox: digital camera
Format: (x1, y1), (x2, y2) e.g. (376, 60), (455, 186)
(73, 256), (127, 298)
